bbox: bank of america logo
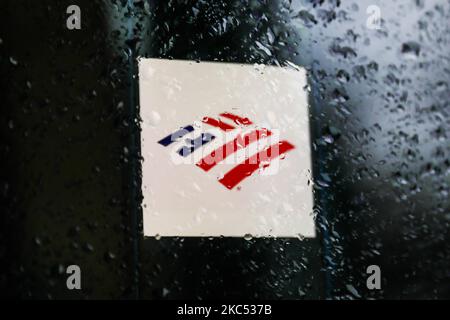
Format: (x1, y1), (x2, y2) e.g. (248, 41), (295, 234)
(157, 112), (295, 190)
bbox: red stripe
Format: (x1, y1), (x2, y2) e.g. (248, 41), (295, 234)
(196, 129), (272, 172)
(218, 140), (295, 190)
(202, 117), (235, 131)
(219, 112), (253, 126)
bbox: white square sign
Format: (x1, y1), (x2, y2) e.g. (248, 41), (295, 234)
(139, 58), (315, 238)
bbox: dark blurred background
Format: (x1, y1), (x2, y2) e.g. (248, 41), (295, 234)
(0, 0), (449, 299)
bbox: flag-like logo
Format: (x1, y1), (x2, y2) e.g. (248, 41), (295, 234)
(139, 58), (315, 237)
(157, 112), (295, 190)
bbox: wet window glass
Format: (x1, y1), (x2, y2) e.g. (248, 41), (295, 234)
(0, 0), (449, 300)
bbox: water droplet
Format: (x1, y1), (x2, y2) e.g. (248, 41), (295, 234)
(346, 284), (361, 298)
(148, 110), (161, 126)
(244, 234), (253, 241)
(84, 243), (94, 252)
(9, 57), (18, 66)
(401, 41), (420, 59)
(34, 236), (42, 246)
(296, 233), (305, 241)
